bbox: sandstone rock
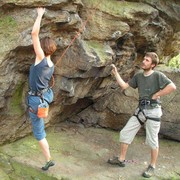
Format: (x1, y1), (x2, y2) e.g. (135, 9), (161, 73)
(0, 0), (179, 144)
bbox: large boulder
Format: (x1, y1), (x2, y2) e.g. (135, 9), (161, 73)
(0, 0), (179, 144)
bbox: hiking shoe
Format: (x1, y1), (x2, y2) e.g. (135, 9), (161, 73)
(142, 165), (155, 178)
(107, 156), (125, 167)
(42, 160), (55, 171)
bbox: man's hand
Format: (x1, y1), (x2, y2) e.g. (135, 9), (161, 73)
(152, 83), (176, 100)
(152, 93), (160, 100)
(111, 64), (118, 76)
(110, 64), (129, 90)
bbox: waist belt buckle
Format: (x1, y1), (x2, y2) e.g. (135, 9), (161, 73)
(28, 90), (41, 96)
(140, 99), (151, 106)
(28, 88), (48, 96)
(28, 91), (35, 96)
(37, 91), (43, 96)
(146, 100), (150, 106)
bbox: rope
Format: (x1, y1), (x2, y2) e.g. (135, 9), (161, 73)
(50, 9), (94, 87)
(50, 2), (100, 87)
(55, 2), (99, 67)
(55, 18), (90, 67)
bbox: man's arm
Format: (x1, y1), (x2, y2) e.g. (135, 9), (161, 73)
(111, 64), (129, 90)
(152, 82), (176, 100)
(31, 8), (45, 62)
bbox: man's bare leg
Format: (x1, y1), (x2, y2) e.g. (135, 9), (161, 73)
(119, 142), (129, 161)
(150, 147), (159, 167)
(142, 147), (159, 178)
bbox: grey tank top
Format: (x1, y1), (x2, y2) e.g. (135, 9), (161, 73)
(29, 57), (54, 92)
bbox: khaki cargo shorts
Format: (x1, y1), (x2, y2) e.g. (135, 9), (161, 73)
(120, 107), (162, 149)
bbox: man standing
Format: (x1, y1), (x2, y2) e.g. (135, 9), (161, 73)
(108, 52), (176, 178)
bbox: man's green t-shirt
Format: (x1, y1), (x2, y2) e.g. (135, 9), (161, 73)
(128, 70), (172, 100)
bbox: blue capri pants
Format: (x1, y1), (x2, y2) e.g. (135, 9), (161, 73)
(27, 88), (53, 141)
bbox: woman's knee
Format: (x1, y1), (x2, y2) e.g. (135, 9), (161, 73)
(33, 130), (46, 141)
(32, 120), (46, 140)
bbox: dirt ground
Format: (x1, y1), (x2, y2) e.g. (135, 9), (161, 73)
(0, 122), (180, 180)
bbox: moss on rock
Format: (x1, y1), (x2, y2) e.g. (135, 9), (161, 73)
(0, 15), (17, 29)
(82, 0), (155, 18)
(10, 159), (58, 180)
(83, 40), (113, 66)
(8, 82), (24, 116)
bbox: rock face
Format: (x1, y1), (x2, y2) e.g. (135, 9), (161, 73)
(0, 0), (179, 144)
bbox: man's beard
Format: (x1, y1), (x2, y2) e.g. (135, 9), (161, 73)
(142, 67), (152, 71)
(141, 63), (152, 71)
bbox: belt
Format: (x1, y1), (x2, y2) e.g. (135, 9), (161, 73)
(28, 88), (49, 96)
(139, 99), (151, 106)
(139, 99), (161, 107)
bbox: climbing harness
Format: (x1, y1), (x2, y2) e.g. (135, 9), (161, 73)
(133, 99), (161, 125)
(28, 88), (49, 96)
(28, 89), (50, 118)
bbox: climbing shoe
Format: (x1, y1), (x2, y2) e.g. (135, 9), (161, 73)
(42, 160), (55, 171)
(107, 156), (125, 167)
(142, 165), (155, 178)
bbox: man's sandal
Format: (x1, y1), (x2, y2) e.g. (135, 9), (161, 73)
(107, 156), (125, 167)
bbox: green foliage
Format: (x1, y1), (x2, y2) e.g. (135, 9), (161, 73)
(168, 54), (180, 69)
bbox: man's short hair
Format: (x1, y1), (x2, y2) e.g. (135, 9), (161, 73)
(145, 52), (159, 68)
